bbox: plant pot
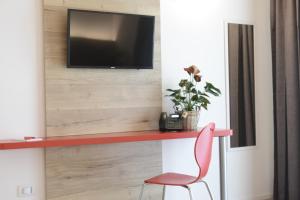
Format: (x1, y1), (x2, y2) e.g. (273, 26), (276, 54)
(183, 111), (200, 131)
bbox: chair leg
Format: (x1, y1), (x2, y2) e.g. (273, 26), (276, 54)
(187, 186), (194, 200)
(138, 183), (146, 200)
(182, 185), (193, 200)
(162, 185), (166, 200)
(201, 181), (214, 200)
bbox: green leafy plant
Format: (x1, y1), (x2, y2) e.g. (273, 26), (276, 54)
(166, 65), (221, 112)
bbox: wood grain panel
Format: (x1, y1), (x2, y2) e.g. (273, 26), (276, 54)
(46, 141), (162, 200)
(44, 0), (162, 137)
(46, 107), (161, 136)
(44, 1), (162, 200)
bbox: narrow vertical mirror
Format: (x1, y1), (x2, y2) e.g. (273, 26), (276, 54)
(227, 23), (256, 148)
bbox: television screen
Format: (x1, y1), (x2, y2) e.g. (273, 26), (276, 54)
(67, 9), (155, 69)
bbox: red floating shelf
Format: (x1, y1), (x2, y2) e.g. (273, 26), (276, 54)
(0, 129), (232, 150)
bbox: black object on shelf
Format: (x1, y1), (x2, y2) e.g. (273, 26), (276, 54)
(159, 112), (183, 132)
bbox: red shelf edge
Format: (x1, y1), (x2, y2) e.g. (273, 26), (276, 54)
(0, 129), (233, 150)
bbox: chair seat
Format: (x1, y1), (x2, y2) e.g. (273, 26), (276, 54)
(145, 172), (198, 186)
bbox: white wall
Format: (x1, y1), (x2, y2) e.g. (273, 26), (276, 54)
(160, 1), (227, 199)
(160, 0), (273, 200)
(0, 0), (45, 200)
(0, 0), (273, 200)
(225, 0), (274, 199)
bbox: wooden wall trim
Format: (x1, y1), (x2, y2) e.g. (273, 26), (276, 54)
(44, 0), (162, 137)
(44, 1), (162, 200)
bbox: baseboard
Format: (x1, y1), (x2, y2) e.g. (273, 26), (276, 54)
(232, 194), (273, 200)
(258, 194), (273, 200)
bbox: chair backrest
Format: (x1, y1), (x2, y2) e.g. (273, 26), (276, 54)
(193, 122), (215, 181)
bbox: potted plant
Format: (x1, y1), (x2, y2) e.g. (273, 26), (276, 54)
(166, 65), (221, 130)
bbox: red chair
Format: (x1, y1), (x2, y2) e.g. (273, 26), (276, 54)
(138, 123), (215, 200)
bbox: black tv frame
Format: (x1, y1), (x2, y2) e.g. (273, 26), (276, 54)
(66, 9), (155, 69)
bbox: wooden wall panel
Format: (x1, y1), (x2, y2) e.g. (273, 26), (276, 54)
(44, 0), (162, 137)
(46, 142), (162, 200)
(44, 0), (162, 200)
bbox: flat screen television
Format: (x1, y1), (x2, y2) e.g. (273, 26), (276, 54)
(67, 9), (155, 69)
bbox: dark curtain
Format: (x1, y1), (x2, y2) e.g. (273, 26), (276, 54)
(228, 24), (256, 148)
(271, 0), (300, 199)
